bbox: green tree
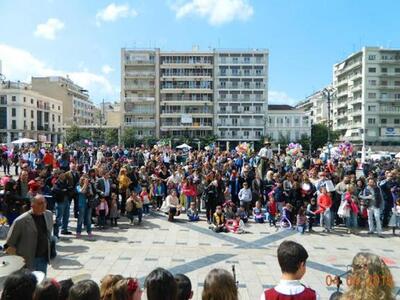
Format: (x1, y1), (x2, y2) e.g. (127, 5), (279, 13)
(200, 134), (218, 148)
(65, 125), (90, 145)
(311, 124), (340, 150)
(122, 127), (137, 147)
(298, 134), (311, 153)
(104, 128), (118, 145)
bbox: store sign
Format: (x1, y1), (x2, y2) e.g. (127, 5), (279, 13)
(181, 114), (193, 124)
(38, 135), (47, 142)
(383, 127), (400, 136)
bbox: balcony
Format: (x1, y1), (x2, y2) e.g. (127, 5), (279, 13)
(125, 84), (154, 91)
(379, 85), (400, 90)
(125, 59), (154, 65)
(160, 124), (213, 130)
(160, 88), (213, 93)
(125, 96), (155, 102)
(218, 58), (267, 65)
(37, 104), (50, 111)
(125, 121), (156, 127)
(218, 71), (266, 77)
(218, 83), (266, 90)
(126, 110), (154, 115)
(125, 71), (155, 78)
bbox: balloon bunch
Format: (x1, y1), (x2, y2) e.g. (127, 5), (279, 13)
(286, 142), (302, 157)
(337, 141), (354, 157)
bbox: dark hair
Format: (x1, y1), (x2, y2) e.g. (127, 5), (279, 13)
(174, 274), (192, 300)
(277, 241), (309, 274)
(144, 268), (177, 300)
(33, 279), (60, 300)
(1, 269), (37, 300)
(58, 279), (74, 300)
(68, 280), (100, 300)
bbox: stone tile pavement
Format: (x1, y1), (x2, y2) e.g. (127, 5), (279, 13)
(43, 212), (400, 299)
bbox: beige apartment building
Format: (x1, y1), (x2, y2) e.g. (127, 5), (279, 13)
(0, 81), (63, 144)
(32, 76), (95, 126)
(121, 48), (269, 143)
(296, 87), (329, 125)
(333, 47), (400, 145)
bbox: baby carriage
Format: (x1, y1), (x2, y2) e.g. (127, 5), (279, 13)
(278, 206), (292, 230)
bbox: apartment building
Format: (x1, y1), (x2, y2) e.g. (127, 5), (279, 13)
(31, 76), (95, 126)
(296, 88), (329, 125)
(266, 105), (311, 142)
(121, 48), (268, 142)
(0, 81), (63, 144)
(121, 50), (158, 137)
(333, 47), (400, 145)
(214, 50), (268, 143)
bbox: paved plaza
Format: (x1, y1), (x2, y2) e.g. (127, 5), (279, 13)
(42, 212), (400, 299)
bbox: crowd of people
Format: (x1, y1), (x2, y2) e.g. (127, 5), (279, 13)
(0, 240), (397, 300)
(0, 141), (400, 298)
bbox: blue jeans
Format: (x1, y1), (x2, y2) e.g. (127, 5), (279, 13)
(345, 211), (358, 229)
(33, 257), (48, 274)
(143, 204), (150, 214)
(77, 205), (92, 234)
(185, 196), (193, 211)
(54, 200), (70, 236)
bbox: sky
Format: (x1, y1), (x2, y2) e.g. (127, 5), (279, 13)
(0, 0), (399, 105)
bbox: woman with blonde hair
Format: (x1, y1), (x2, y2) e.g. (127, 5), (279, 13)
(100, 274), (123, 300)
(202, 268), (238, 300)
(118, 167), (131, 215)
(341, 252), (395, 300)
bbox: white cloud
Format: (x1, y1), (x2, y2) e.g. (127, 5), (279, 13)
(268, 90), (297, 106)
(34, 18), (64, 40)
(171, 0), (253, 25)
(102, 64), (114, 75)
(0, 44), (117, 102)
(96, 3), (138, 25)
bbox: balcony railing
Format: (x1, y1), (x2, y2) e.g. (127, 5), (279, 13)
(218, 83), (266, 89)
(125, 85), (155, 90)
(218, 71), (266, 77)
(125, 96), (155, 102)
(125, 72), (155, 77)
(125, 59), (154, 65)
(125, 121), (156, 127)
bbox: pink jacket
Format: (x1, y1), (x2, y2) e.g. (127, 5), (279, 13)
(96, 201), (109, 216)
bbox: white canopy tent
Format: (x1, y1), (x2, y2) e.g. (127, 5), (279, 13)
(11, 138), (37, 144)
(176, 143), (192, 150)
(395, 152), (400, 159)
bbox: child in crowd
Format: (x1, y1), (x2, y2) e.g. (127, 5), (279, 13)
(109, 193), (119, 227)
(306, 198), (317, 232)
(111, 277), (142, 300)
(140, 186), (150, 215)
(223, 201), (236, 220)
(126, 191), (138, 225)
(210, 206), (226, 233)
(96, 196), (109, 229)
(238, 205), (248, 223)
(267, 195), (277, 227)
(226, 214), (245, 234)
(223, 186), (232, 203)
(260, 241), (318, 299)
(281, 203), (293, 228)
(133, 192), (143, 225)
(187, 202), (199, 222)
(253, 201), (266, 223)
(358, 199), (368, 228)
(174, 274), (193, 300)
(296, 207), (307, 234)
(389, 198), (400, 235)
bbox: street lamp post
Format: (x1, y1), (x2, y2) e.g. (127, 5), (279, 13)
(322, 87), (336, 160)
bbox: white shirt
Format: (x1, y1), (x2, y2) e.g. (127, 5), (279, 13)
(260, 280), (320, 300)
(104, 178), (110, 196)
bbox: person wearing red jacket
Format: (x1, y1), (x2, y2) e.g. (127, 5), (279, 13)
(316, 186), (332, 232)
(182, 177), (197, 211)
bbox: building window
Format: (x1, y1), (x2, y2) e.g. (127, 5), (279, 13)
(244, 82), (250, 89)
(31, 110), (34, 118)
(24, 109), (26, 117)
(381, 93), (388, 99)
(381, 67), (387, 73)
(58, 106), (61, 111)
(368, 67), (376, 73)
(395, 119), (400, 124)
(368, 80), (376, 86)
(11, 108), (16, 117)
(368, 118), (375, 124)
(12, 120), (16, 129)
(395, 93), (400, 99)
(395, 68), (400, 73)
(58, 115), (61, 122)
(31, 98), (34, 104)
(23, 97), (26, 102)
(244, 57), (250, 64)
(12, 96), (16, 102)
(395, 81), (400, 86)
(0, 95), (6, 104)
(381, 118), (387, 124)
(368, 55), (376, 60)
(232, 57), (238, 64)
(243, 106), (250, 112)
(368, 93), (376, 98)
(381, 80), (388, 86)
(368, 105), (376, 112)
(244, 131), (249, 137)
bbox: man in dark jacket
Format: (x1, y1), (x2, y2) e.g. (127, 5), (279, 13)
(52, 171), (72, 237)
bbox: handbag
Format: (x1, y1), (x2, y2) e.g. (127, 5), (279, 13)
(88, 195), (100, 209)
(338, 200), (350, 218)
(50, 236), (57, 259)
